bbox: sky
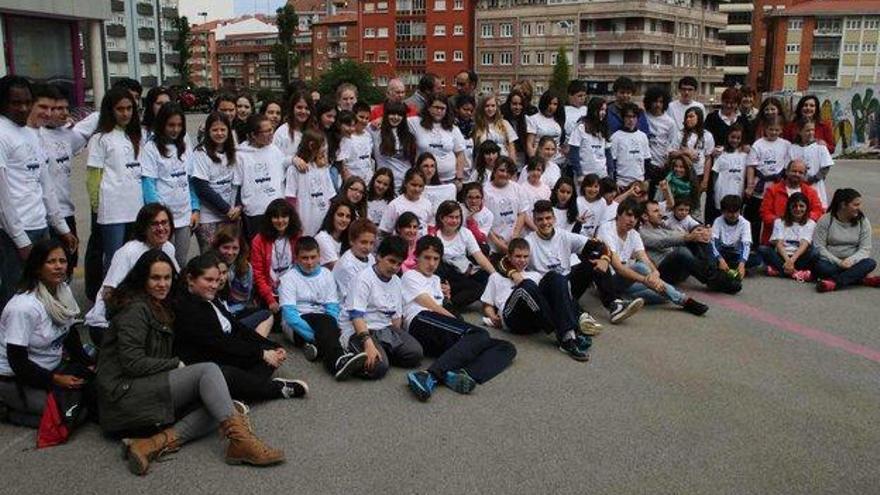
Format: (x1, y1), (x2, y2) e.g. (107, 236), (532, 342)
(233, 0), (289, 15)
(178, 0), (234, 23)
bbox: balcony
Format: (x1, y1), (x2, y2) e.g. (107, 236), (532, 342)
(811, 49), (839, 60)
(397, 58), (426, 67)
(107, 24), (126, 38)
(814, 27), (842, 37)
(578, 62), (724, 80)
(165, 53), (181, 66)
(136, 2), (154, 16)
(162, 7), (178, 19)
(140, 52), (157, 64)
(809, 72), (837, 81)
(579, 30), (676, 46)
(108, 51), (128, 63)
(164, 30), (179, 42)
(141, 76), (158, 87)
(138, 27), (156, 40)
(396, 34), (427, 42)
(111, 0), (125, 13)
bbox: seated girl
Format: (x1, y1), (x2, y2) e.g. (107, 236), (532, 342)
(97, 250), (284, 475)
(250, 198), (303, 313)
(402, 236), (516, 401)
(395, 212), (422, 273)
(431, 200), (496, 309)
(314, 200), (353, 270)
(758, 192), (817, 281)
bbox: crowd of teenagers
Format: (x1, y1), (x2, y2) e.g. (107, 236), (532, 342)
(0, 70), (878, 473)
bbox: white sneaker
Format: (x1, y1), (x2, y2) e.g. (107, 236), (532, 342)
(578, 312), (603, 336)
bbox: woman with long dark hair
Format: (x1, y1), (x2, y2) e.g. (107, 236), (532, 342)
(371, 100), (416, 190)
(500, 89), (529, 165)
(141, 86), (173, 141)
(273, 91), (313, 157)
(250, 198), (302, 312)
(784, 95), (835, 154)
(191, 112), (240, 252)
(813, 188), (878, 292)
(408, 95), (466, 185)
(97, 249), (284, 475)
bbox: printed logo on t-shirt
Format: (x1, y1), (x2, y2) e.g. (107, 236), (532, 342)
(125, 161), (142, 180)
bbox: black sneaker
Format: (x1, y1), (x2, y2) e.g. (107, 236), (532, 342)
(334, 352), (367, 381)
(302, 343), (319, 362)
(273, 378), (309, 398)
(681, 297), (709, 316)
(559, 338), (590, 362)
(609, 298), (644, 324)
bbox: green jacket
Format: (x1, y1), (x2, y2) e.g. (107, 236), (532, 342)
(96, 299), (180, 434)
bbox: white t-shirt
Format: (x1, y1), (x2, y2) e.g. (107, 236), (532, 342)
(0, 291), (73, 376)
(675, 130), (715, 175)
(610, 129), (651, 187)
(190, 148), (236, 224)
(568, 125), (608, 178)
(141, 140), (193, 229)
(87, 129), (144, 225)
(554, 206), (577, 233)
(519, 180), (551, 213)
(272, 124), (302, 157)
(525, 229), (588, 276)
(233, 143), (287, 216)
(400, 269), (444, 328)
(379, 194), (433, 236)
(664, 214), (701, 233)
(526, 113), (563, 164)
(285, 163), (335, 236)
(712, 150), (747, 210)
(278, 266), (338, 315)
(332, 250), (374, 302)
(315, 230), (342, 266)
(667, 100), (706, 130)
(480, 271), (542, 315)
(210, 303), (233, 334)
(747, 138), (791, 197)
(478, 120), (518, 157)
(337, 132), (375, 183)
(790, 142), (833, 208)
(467, 206), (494, 238)
(423, 184), (457, 221)
(597, 221), (644, 266)
(408, 117), (465, 183)
(770, 218), (816, 255)
(84, 240), (178, 328)
(0, 118), (52, 232)
(366, 199), (388, 225)
(439, 228), (482, 274)
(484, 181), (527, 247)
(338, 266), (403, 348)
(576, 197), (612, 237)
(711, 216), (751, 248)
(369, 126), (411, 190)
(517, 161), (561, 190)
(39, 126), (87, 218)
(564, 105), (587, 137)
(646, 113), (678, 168)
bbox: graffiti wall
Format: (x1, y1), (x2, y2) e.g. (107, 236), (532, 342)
(764, 84), (880, 156)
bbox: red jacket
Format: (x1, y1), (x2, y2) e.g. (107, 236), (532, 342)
(759, 181), (824, 245)
(783, 120), (835, 154)
(250, 233), (299, 307)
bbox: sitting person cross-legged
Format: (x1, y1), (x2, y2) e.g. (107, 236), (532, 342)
(711, 195), (762, 280)
(757, 192), (817, 281)
(812, 188), (879, 292)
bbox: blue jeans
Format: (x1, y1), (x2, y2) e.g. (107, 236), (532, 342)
(613, 261), (687, 305)
(814, 257), (877, 288)
(0, 227), (49, 311)
(716, 245), (762, 270)
(757, 245), (817, 274)
(100, 222), (131, 273)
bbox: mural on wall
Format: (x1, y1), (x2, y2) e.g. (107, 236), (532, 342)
(766, 85), (879, 156)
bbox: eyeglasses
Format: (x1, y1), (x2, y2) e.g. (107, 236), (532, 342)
(430, 105), (447, 111)
(151, 219), (170, 227)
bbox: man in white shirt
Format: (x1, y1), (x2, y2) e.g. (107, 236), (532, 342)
(0, 77), (77, 310)
(666, 77), (706, 130)
(598, 199), (709, 315)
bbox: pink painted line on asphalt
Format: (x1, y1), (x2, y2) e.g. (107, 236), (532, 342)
(700, 292), (880, 364)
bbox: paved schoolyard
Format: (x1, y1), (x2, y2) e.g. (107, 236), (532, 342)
(0, 118), (877, 494)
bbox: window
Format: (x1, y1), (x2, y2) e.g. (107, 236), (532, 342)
(535, 83), (545, 95)
(481, 23), (493, 38)
(522, 22), (531, 37)
(785, 43), (800, 53)
(364, 51), (375, 62)
(378, 51), (389, 62)
(364, 28), (376, 37)
(377, 76), (389, 86)
(434, 50), (446, 62)
(845, 19), (861, 29)
(501, 23), (513, 37)
(784, 64), (798, 75)
(454, 25), (464, 36)
(364, 3), (375, 12)
(788, 18), (803, 30)
(377, 27), (389, 38)
(863, 43), (878, 52)
(521, 52), (531, 65)
(481, 83), (494, 94)
(434, 0), (446, 10)
(865, 19), (880, 29)
(500, 52), (512, 65)
(434, 24), (446, 36)
(536, 22), (545, 36)
(453, 50), (463, 61)
(481, 52), (494, 65)
(550, 51), (558, 65)
(454, 0), (464, 9)
(536, 51), (545, 65)
(377, 1), (388, 10)
(556, 20), (574, 35)
(499, 81), (511, 94)
(844, 43), (859, 53)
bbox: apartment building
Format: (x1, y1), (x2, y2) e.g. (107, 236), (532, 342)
(312, 13), (360, 76)
(189, 20), (221, 88)
(751, 0), (880, 91)
(474, 0), (726, 98)
(0, 0), (108, 105)
(214, 16), (283, 91)
(719, 0), (751, 88)
(358, 0), (474, 89)
(104, 0), (181, 90)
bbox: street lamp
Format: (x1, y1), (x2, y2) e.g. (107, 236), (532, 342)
(198, 11), (208, 24)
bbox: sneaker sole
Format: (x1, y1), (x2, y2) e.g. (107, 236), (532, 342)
(225, 455), (285, 466)
(273, 378), (310, 398)
(558, 345), (591, 362)
(406, 375), (433, 402)
(303, 345), (319, 362)
(334, 353), (367, 381)
(610, 299), (644, 324)
(578, 320), (602, 336)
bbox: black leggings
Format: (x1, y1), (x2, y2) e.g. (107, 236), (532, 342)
(436, 262), (489, 308)
(220, 361), (282, 402)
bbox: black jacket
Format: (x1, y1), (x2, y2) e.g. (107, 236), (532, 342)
(172, 290), (278, 370)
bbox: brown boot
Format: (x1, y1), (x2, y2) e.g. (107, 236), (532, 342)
(123, 428), (180, 475)
(220, 412), (284, 466)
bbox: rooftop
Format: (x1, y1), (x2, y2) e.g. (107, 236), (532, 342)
(767, 0), (880, 17)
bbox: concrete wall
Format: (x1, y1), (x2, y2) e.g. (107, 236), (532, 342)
(0, 0), (109, 20)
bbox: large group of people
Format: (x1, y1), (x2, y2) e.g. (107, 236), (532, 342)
(0, 70), (877, 474)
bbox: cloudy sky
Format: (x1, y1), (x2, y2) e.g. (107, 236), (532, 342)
(179, 0), (234, 22)
(233, 0), (288, 15)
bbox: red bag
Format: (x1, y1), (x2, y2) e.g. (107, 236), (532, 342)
(37, 392), (70, 449)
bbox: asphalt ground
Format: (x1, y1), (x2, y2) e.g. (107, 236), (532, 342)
(0, 115), (878, 494)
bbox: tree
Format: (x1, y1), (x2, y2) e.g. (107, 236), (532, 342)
(170, 15), (192, 87)
(271, 4), (299, 89)
(549, 46), (571, 97)
(316, 60), (383, 104)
